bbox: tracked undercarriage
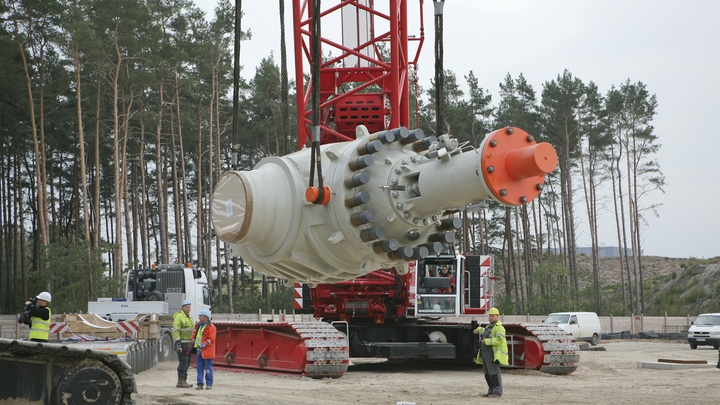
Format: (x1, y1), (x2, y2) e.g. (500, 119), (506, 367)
(0, 338), (136, 405)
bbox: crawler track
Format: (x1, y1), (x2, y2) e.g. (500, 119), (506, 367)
(503, 323), (579, 375)
(0, 338), (136, 405)
(212, 321), (349, 378)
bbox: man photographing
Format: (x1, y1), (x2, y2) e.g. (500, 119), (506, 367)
(22, 292), (52, 342)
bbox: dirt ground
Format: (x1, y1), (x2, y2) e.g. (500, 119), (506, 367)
(134, 340), (720, 405)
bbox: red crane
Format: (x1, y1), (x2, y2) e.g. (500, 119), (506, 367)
(206, 1), (575, 379)
(292, 0), (424, 147)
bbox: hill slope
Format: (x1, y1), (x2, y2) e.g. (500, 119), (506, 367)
(576, 256), (720, 315)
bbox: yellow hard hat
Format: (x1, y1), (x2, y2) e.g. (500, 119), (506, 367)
(488, 307), (500, 315)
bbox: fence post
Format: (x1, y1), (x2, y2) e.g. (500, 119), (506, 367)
(641, 314), (644, 333)
(16, 316), (20, 339)
(258, 308), (262, 321)
(631, 313), (634, 335)
(664, 312), (667, 333)
(610, 314), (613, 333)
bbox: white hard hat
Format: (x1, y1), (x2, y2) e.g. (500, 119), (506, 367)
(37, 292), (52, 302)
(181, 299), (192, 306)
(199, 310), (211, 318)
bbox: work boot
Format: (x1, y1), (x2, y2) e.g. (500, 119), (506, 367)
(176, 378), (192, 388)
(196, 384), (204, 390)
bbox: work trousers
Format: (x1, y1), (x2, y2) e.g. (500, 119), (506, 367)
(177, 343), (192, 379)
(196, 353), (214, 387)
(480, 344), (503, 395)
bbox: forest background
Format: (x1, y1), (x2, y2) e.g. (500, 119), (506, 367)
(0, 0), (677, 318)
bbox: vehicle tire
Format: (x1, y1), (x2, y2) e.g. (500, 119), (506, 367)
(146, 291), (163, 301)
(590, 333), (599, 346)
(714, 344), (720, 350)
(690, 343), (697, 349)
(159, 333), (176, 362)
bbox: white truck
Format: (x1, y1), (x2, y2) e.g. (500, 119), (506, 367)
(87, 263), (212, 361)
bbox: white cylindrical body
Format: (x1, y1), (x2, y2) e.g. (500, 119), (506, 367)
(212, 125), (556, 284)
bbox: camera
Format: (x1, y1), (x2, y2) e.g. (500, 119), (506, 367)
(17, 297), (37, 326)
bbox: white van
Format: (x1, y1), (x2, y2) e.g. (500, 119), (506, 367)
(687, 313), (720, 349)
(544, 312), (602, 346)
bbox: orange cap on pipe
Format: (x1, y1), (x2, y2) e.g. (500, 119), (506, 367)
(505, 142), (558, 181)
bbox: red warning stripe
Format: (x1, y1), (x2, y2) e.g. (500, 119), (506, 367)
(117, 321), (140, 335)
(49, 322), (69, 334)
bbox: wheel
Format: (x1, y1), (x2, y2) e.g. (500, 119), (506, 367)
(714, 344), (720, 350)
(590, 333), (599, 346)
(159, 333), (176, 362)
(146, 291), (163, 301)
(57, 363), (122, 405)
(690, 343), (697, 349)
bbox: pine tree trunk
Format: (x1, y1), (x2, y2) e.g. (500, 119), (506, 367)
(113, 32), (124, 286)
(139, 116), (150, 265)
(170, 103), (184, 263)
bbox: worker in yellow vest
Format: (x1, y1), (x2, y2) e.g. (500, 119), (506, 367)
(172, 299), (195, 388)
(473, 307), (509, 397)
(26, 292), (52, 342)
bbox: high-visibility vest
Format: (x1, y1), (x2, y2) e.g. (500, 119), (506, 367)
(29, 307), (51, 341)
(474, 320), (509, 366)
(194, 324), (207, 349)
(172, 311), (195, 343)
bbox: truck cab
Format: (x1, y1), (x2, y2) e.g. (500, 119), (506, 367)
(89, 264), (212, 321)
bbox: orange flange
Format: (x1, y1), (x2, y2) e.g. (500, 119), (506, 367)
(480, 127), (558, 206)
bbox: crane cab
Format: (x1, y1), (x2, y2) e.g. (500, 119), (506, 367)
(413, 255), (494, 317)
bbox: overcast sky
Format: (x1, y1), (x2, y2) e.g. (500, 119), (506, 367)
(195, 0), (719, 259)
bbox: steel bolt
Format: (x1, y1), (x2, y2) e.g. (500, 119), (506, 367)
(423, 218), (430, 225)
(413, 217), (420, 224)
(489, 140), (497, 147)
(392, 191), (399, 198)
(403, 212), (411, 219)
(520, 196), (528, 203)
(396, 202), (404, 210)
(505, 127), (514, 135)
(391, 178), (399, 185)
(401, 159), (409, 165)
(526, 135), (534, 142)
(500, 189), (508, 196)
(536, 183), (544, 190)
(487, 166), (495, 173)
(395, 168), (402, 174)
(411, 156), (418, 163)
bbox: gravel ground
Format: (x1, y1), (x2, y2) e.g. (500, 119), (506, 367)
(134, 340), (720, 405)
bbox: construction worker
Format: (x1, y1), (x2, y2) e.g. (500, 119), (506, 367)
(26, 292), (52, 342)
(191, 309), (217, 390)
(473, 307), (509, 398)
(172, 299), (194, 388)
